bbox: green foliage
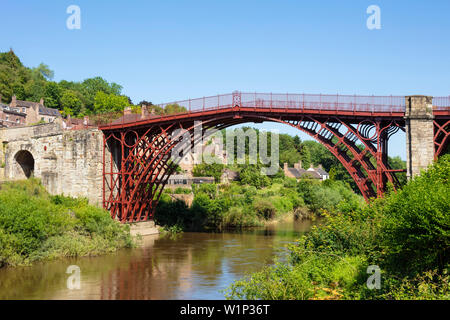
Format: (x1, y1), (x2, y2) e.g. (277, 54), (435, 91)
(0, 179), (133, 267)
(380, 154), (450, 275)
(94, 91), (129, 114)
(226, 156), (450, 300)
(0, 50), (130, 117)
(239, 165), (271, 188)
(154, 198), (191, 230)
(253, 199), (276, 220)
(60, 90), (82, 116)
(163, 103), (187, 115)
(382, 269), (449, 300)
(173, 187), (192, 194)
(225, 253), (366, 300)
(43, 81), (61, 108)
(192, 163), (224, 183)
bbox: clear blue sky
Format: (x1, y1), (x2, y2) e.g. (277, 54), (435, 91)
(2, 0), (450, 159)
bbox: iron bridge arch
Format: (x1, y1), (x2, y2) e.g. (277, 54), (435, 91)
(100, 91), (418, 222)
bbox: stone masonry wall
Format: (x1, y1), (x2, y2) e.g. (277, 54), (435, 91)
(0, 123), (107, 206)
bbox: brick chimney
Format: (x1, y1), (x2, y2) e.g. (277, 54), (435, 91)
(39, 98), (44, 105)
(10, 95), (17, 107)
(283, 163), (288, 172)
(141, 104), (148, 119)
(294, 160), (302, 170)
(124, 106), (132, 115)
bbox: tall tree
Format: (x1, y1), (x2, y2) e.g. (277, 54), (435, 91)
(93, 91), (129, 114)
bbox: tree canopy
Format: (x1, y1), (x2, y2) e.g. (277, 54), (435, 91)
(0, 50), (130, 117)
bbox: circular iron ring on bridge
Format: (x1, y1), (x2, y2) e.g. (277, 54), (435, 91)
(123, 130), (140, 148)
(356, 120), (378, 141)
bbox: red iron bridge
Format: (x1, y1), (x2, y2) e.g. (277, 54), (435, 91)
(97, 92), (450, 223)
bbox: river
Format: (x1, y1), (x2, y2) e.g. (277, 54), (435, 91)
(0, 218), (316, 300)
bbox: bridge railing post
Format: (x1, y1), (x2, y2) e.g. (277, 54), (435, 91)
(302, 93), (305, 111)
(319, 93), (322, 112)
(270, 92), (272, 110)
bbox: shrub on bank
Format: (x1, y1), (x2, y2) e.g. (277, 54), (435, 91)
(0, 179), (133, 268)
(380, 154), (450, 276)
(226, 155), (450, 300)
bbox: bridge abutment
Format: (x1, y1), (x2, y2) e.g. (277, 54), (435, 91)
(0, 123), (107, 206)
(405, 95), (435, 179)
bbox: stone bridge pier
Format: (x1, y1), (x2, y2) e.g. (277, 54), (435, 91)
(405, 95), (435, 179)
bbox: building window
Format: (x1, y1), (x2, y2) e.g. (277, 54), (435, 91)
(5, 116), (8, 121)
(16, 119), (20, 123)
(41, 117), (44, 121)
(22, 107), (26, 113)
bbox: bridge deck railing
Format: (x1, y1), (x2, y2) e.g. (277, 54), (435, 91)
(155, 92), (406, 113)
(87, 93), (449, 129)
(433, 96), (450, 110)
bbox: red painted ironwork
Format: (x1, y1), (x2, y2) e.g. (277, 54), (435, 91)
(433, 97), (450, 159)
(98, 92), (449, 223)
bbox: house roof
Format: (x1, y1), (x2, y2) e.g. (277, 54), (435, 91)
(15, 100), (36, 108)
(0, 104), (25, 116)
(39, 105), (61, 117)
(168, 174), (189, 180)
(315, 167), (329, 176)
(10, 99), (61, 118)
(287, 167), (306, 178)
(301, 170), (322, 179)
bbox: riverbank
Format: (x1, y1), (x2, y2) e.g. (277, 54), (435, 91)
(155, 177), (362, 233)
(0, 179), (134, 268)
(225, 155), (450, 300)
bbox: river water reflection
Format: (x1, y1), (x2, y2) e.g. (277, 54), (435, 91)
(0, 218), (317, 300)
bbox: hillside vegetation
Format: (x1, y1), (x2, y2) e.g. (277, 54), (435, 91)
(0, 50), (186, 117)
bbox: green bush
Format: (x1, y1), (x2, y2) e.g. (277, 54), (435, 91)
(253, 199), (276, 220)
(380, 155), (450, 275)
(226, 156), (450, 300)
(0, 179), (133, 267)
(192, 163), (224, 182)
(173, 187), (192, 194)
(239, 165), (271, 188)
